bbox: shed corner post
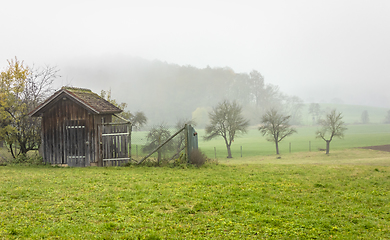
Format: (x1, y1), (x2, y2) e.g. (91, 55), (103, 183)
(185, 124), (189, 163)
(98, 123), (103, 167)
(128, 122), (132, 163)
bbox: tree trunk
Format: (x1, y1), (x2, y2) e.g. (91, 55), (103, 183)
(275, 141), (280, 155)
(226, 145), (232, 158)
(158, 136), (161, 165)
(326, 140), (330, 154)
(157, 150), (161, 165)
(224, 137), (233, 158)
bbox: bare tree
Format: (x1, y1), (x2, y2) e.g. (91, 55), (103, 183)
(204, 100), (249, 158)
(361, 110), (369, 124)
(316, 109), (347, 154)
(283, 95), (304, 125)
(131, 111), (148, 130)
(142, 123), (174, 164)
(259, 108), (297, 155)
(308, 103), (321, 124)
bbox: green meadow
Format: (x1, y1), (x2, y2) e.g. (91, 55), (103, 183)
(1, 104), (389, 239)
(1, 151), (390, 239)
(131, 124), (390, 160)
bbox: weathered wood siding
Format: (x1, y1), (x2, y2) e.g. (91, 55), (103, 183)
(41, 97), (101, 166)
(99, 123), (130, 167)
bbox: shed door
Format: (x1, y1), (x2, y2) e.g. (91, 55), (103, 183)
(66, 120), (86, 167)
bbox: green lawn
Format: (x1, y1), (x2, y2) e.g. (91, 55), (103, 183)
(131, 124), (390, 160)
(1, 150), (390, 239)
(198, 124), (390, 159)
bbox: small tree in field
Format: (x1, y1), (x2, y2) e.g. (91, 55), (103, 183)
(361, 110), (369, 124)
(142, 124), (173, 164)
(308, 103), (321, 124)
(204, 100), (249, 158)
(258, 108), (296, 155)
(316, 109), (347, 154)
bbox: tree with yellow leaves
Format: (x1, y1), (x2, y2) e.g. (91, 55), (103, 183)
(0, 58), (59, 158)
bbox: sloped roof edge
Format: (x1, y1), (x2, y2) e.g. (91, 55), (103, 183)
(29, 87), (123, 117)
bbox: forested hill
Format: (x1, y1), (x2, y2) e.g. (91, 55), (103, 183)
(61, 55), (301, 127)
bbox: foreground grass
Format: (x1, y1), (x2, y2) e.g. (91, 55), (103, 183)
(1, 151), (390, 239)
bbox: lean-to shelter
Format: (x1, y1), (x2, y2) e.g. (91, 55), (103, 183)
(29, 87), (129, 167)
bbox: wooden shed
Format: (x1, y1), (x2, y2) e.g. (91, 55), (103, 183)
(29, 87), (131, 167)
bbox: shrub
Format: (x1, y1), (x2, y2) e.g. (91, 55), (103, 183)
(189, 149), (207, 167)
(6, 153), (44, 166)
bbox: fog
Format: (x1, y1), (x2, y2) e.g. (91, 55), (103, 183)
(1, 0), (390, 116)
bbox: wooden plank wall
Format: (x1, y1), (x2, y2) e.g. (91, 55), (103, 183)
(41, 97), (98, 166)
(100, 123), (129, 167)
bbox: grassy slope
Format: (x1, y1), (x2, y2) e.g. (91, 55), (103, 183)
(0, 153), (389, 239)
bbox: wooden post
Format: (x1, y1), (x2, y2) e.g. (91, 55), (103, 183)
(309, 141), (311, 152)
(214, 147), (216, 159)
(289, 142), (291, 153)
(128, 122), (132, 163)
(185, 124), (189, 163)
(240, 146), (242, 157)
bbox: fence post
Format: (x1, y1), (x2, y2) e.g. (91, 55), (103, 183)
(128, 123), (132, 163)
(309, 141), (311, 152)
(241, 146), (242, 157)
(214, 147), (216, 159)
(185, 124), (189, 163)
(289, 142), (291, 153)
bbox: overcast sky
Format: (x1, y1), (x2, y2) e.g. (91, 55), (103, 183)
(1, 0), (389, 107)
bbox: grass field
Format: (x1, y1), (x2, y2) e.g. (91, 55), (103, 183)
(300, 103), (389, 125)
(1, 149), (389, 239)
(130, 124), (390, 160)
(1, 118), (389, 238)
(198, 124), (390, 159)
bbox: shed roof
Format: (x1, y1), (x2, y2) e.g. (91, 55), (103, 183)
(29, 87), (123, 117)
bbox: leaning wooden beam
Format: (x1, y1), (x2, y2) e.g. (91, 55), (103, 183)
(137, 126), (185, 165)
(169, 145), (186, 161)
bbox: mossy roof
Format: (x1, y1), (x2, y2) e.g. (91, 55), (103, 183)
(29, 87), (122, 117)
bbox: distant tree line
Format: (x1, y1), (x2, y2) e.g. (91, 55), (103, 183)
(79, 58), (304, 126)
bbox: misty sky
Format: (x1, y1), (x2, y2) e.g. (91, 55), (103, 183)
(1, 0), (389, 108)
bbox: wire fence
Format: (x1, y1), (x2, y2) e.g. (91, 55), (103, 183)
(205, 140), (349, 159)
(130, 124), (197, 165)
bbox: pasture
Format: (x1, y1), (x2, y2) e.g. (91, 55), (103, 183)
(1, 149), (390, 239)
(1, 121), (389, 239)
(131, 124), (390, 160)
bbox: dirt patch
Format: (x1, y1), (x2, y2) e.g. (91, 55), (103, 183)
(358, 145), (390, 152)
